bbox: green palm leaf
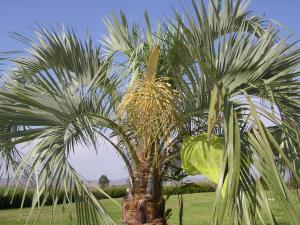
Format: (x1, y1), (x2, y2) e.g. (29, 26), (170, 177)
(181, 134), (223, 185)
(0, 27), (120, 225)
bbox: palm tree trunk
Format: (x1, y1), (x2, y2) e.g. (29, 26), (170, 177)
(122, 193), (166, 225)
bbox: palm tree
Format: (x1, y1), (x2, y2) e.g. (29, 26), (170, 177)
(0, 1), (300, 225)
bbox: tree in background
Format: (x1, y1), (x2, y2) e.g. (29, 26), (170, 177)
(98, 175), (110, 188)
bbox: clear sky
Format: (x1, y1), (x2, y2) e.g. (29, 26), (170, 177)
(1, 0), (300, 180)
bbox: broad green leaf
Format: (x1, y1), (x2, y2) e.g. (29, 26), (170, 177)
(181, 133), (223, 185)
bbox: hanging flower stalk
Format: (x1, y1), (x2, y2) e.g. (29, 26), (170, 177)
(118, 46), (178, 225)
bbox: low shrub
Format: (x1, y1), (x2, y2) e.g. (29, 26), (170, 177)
(91, 186), (127, 199)
(163, 182), (215, 196)
(0, 182), (215, 209)
(0, 188), (33, 209)
(0, 186), (127, 209)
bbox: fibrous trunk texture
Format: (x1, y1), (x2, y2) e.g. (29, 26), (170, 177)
(122, 194), (166, 225)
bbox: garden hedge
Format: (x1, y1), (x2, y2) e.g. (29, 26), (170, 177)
(0, 182), (215, 209)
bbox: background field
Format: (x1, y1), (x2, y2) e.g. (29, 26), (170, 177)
(0, 192), (292, 225)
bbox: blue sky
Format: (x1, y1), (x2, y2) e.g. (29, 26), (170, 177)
(1, 0), (300, 180)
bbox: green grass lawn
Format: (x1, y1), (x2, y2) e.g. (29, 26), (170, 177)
(0, 192), (292, 225)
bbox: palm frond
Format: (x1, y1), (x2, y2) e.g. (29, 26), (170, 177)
(0, 27), (123, 225)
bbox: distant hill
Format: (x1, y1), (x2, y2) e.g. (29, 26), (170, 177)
(85, 178), (128, 187)
(87, 176), (210, 187)
(1, 175), (210, 188)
